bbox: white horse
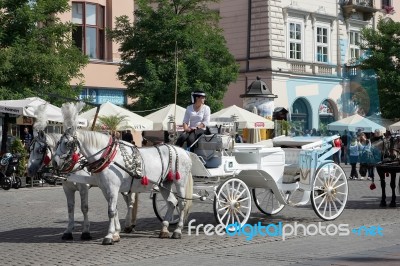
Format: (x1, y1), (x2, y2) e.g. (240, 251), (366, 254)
(52, 102), (193, 244)
(27, 105), (139, 241)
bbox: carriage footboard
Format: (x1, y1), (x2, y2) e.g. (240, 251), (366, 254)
(235, 170), (288, 205)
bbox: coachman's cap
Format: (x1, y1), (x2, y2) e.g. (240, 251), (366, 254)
(191, 91), (206, 103)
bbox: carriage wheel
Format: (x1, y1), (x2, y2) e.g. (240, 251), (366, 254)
(213, 178), (252, 231)
(252, 188), (288, 215)
(12, 176), (22, 189)
(152, 186), (180, 225)
(1, 177), (12, 190)
(311, 162), (348, 221)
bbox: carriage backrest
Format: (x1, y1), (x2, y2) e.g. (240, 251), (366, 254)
(194, 134), (231, 165)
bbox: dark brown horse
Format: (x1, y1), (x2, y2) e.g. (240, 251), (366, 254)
(372, 136), (400, 207)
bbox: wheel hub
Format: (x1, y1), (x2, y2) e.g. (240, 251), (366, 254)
(229, 200), (240, 211)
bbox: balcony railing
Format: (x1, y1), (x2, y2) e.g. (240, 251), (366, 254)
(341, 0), (378, 21)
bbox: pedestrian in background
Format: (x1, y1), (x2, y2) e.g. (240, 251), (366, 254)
(349, 137), (361, 180)
(22, 127), (32, 151)
(341, 130), (349, 165)
(333, 136), (342, 164)
(358, 132), (371, 180)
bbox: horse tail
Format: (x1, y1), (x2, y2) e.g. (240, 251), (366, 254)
(183, 172), (193, 223)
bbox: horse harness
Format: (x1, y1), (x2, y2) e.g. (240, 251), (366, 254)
(57, 131), (181, 186)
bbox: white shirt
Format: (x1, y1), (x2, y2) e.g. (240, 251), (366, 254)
(183, 104), (211, 129)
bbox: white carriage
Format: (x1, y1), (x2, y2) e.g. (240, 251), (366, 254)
(152, 129), (349, 228)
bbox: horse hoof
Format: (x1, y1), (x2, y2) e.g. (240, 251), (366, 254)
(124, 226), (135, 233)
(379, 201), (387, 207)
(61, 233), (73, 241)
(112, 235), (120, 242)
(80, 232), (92, 240)
(171, 232), (182, 239)
(102, 238), (114, 245)
(159, 231), (170, 238)
(389, 202), (396, 207)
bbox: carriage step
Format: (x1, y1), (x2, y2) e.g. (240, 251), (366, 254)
(288, 191), (311, 206)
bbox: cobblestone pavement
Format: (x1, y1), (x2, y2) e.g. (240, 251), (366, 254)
(1, 164), (400, 266)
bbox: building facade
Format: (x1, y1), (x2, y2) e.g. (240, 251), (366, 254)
(59, 0), (135, 106)
(218, 0), (396, 132)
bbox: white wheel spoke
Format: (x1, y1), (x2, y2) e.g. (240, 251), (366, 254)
(260, 190), (271, 204)
(224, 213), (232, 227)
(331, 200), (338, 213)
(220, 189), (229, 203)
(220, 207), (230, 221)
(237, 196), (250, 203)
(237, 209), (247, 218)
(317, 195), (326, 209)
(158, 203), (167, 213)
(322, 200), (328, 216)
(218, 205), (229, 212)
(234, 212), (242, 225)
(331, 172), (344, 186)
(333, 182), (346, 190)
(235, 189), (246, 200)
(316, 177), (325, 186)
(224, 183), (232, 201)
(233, 182), (242, 198)
(334, 196), (344, 206)
(314, 191), (327, 200)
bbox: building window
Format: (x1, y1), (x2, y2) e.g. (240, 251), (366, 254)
(72, 2), (105, 60)
(288, 22), (302, 60)
(382, 0), (392, 8)
(316, 26), (329, 63)
(349, 31), (361, 61)
(80, 88), (126, 105)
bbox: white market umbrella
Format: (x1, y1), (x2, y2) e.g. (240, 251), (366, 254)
(210, 105), (274, 129)
(327, 114), (385, 133)
(389, 121), (400, 132)
(0, 97), (87, 127)
(80, 101), (153, 131)
(145, 104), (186, 131)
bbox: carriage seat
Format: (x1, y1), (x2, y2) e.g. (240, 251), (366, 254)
(194, 134), (231, 168)
(282, 148), (301, 183)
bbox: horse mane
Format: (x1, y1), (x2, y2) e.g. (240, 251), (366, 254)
(78, 130), (110, 150)
(61, 102), (85, 129)
(46, 133), (62, 150)
(33, 104), (48, 131)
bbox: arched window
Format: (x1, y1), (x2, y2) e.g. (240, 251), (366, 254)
(319, 99), (335, 126)
(291, 98), (310, 134)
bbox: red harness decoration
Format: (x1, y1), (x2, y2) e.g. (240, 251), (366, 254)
(92, 137), (119, 173)
(43, 155), (51, 166)
(61, 152), (80, 173)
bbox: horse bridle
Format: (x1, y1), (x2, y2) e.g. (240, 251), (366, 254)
(29, 136), (52, 169)
(54, 130), (82, 174)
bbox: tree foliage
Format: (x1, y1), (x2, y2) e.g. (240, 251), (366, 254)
(0, 0), (88, 104)
(359, 17), (400, 119)
(109, 0), (239, 112)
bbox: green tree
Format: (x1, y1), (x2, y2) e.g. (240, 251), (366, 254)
(359, 17), (400, 119)
(109, 0), (239, 113)
(0, 0), (88, 103)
